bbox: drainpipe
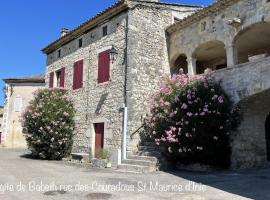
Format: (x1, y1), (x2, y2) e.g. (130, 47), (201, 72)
(122, 13), (129, 161)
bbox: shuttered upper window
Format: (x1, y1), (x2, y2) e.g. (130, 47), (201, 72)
(98, 50), (110, 84)
(56, 68), (65, 88)
(73, 60), (84, 90)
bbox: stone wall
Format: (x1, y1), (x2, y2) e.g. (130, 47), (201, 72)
(231, 90), (270, 168)
(126, 1), (198, 151)
(212, 57), (270, 168)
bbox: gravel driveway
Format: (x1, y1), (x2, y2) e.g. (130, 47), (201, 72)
(0, 148), (269, 200)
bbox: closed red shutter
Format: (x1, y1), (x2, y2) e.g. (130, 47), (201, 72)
(98, 53), (104, 83)
(103, 50), (110, 82)
(98, 50), (110, 83)
(73, 60), (83, 90)
(49, 72), (54, 88)
(60, 67), (65, 88)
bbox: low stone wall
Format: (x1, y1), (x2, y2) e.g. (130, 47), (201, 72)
(214, 58), (270, 168)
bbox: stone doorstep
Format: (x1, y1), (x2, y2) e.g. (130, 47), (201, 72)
(122, 159), (156, 167)
(128, 155), (158, 162)
(117, 163), (156, 173)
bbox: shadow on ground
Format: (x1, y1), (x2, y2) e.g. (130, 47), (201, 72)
(168, 166), (270, 200)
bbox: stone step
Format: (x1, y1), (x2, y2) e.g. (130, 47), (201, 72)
(122, 159), (155, 167)
(127, 155), (158, 163)
(138, 146), (160, 152)
(117, 164), (156, 173)
(136, 151), (161, 157)
(141, 141), (157, 146)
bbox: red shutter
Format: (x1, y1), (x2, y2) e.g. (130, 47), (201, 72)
(98, 53), (104, 83)
(49, 72), (54, 88)
(60, 67), (65, 88)
(104, 50), (110, 82)
(98, 50), (110, 83)
(73, 60), (83, 90)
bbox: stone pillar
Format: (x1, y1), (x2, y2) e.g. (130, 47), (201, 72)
(225, 45), (238, 67)
(187, 56), (197, 75)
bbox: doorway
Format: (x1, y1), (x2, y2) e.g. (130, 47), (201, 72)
(94, 123), (104, 157)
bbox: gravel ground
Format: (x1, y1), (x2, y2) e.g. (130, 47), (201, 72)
(0, 148), (269, 200)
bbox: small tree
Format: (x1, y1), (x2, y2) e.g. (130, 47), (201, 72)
(145, 72), (241, 168)
(22, 88), (75, 160)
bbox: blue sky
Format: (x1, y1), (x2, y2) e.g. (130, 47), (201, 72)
(0, 0), (214, 105)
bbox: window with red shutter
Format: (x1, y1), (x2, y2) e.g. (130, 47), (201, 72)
(98, 50), (110, 83)
(73, 60), (83, 90)
(49, 72), (54, 88)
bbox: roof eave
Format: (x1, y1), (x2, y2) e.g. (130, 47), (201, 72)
(41, 1), (128, 55)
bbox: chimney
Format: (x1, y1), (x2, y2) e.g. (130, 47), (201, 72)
(60, 28), (69, 37)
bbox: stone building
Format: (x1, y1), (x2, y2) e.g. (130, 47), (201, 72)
(0, 106), (3, 144)
(167, 0), (270, 168)
(43, 0), (270, 170)
(42, 0), (199, 168)
(1, 75), (45, 148)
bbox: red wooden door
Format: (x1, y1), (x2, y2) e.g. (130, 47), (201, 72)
(94, 123), (104, 155)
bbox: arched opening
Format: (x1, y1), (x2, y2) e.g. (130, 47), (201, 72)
(265, 114), (270, 161)
(193, 40), (227, 74)
(234, 22), (270, 64)
(171, 54), (188, 75)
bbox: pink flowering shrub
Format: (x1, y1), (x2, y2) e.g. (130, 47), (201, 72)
(22, 89), (75, 160)
(145, 72), (241, 168)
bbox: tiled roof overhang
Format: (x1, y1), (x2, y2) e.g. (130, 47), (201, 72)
(3, 75), (45, 84)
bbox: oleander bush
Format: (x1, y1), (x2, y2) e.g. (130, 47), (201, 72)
(144, 71), (241, 168)
(22, 88), (75, 160)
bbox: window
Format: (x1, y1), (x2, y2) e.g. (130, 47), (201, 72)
(14, 96), (23, 112)
(56, 68), (65, 88)
(73, 60), (84, 90)
(57, 49), (61, 58)
(102, 26), (108, 37)
(78, 38), (83, 48)
(49, 72), (54, 88)
(98, 50), (110, 83)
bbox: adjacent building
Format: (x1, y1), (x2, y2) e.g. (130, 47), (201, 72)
(1, 75), (45, 148)
(167, 0), (270, 168)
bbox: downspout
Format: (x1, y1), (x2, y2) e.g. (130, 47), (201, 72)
(122, 12), (129, 160)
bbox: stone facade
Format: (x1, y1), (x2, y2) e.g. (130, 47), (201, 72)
(1, 75), (45, 148)
(167, 0), (270, 168)
(43, 0), (199, 165)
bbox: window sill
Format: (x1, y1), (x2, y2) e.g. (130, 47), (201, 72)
(96, 79), (111, 86)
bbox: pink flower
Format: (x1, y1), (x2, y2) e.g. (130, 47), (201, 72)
(63, 112), (69, 117)
(218, 96), (224, 103)
(181, 103), (188, 110)
(187, 112), (193, 117)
